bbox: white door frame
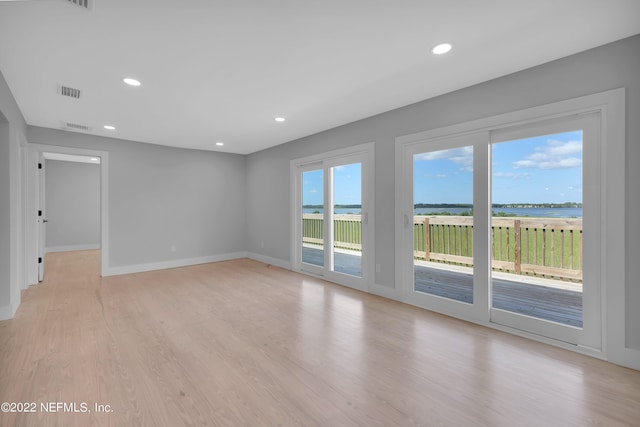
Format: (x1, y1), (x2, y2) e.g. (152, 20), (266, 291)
(27, 143), (109, 283)
(19, 134), (30, 291)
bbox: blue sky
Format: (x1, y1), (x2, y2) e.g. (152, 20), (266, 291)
(414, 130), (583, 204)
(303, 163), (362, 206)
(302, 131), (582, 207)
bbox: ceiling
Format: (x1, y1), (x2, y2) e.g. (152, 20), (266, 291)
(1, 0), (639, 155)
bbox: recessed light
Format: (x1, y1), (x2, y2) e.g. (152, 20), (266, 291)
(275, 117), (286, 122)
(432, 43), (452, 55)
(122, 77), (141, 87)
(104, 125), (116, 130)
(216, 142), (224, 146)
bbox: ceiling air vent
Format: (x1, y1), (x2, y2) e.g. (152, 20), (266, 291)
(63, 122), (92, 132)
(67, 0), (91, 10)
(57, 85), (81, 99)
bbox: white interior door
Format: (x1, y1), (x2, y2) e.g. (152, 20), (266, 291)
(37, 155), (46, 281)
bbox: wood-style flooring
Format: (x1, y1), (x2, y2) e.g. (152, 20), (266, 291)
(0, 250), (638, 426)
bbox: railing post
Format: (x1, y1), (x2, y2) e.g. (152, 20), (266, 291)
(514, 219), (521, 275)
(424, 217), (430, 261)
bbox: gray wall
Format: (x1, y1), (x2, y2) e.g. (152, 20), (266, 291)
(45, 160), (100, 251)
(28, 127), (247, 270)
(0, 70), (27, 319)
(246, 35), (640, 350)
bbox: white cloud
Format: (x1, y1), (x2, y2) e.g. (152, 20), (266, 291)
(513, 157), (581, 169)
(513, 139), (582, 170)
(416, 146), (473, 172)
(547, 139), (582, 156)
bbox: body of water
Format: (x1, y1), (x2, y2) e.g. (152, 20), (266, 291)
(414, 207), (582, 218)
(304, 207), (582, 218)
(303, 208), (362, 215)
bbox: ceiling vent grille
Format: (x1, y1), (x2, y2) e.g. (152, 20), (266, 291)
(58, 85), (81, 99)
(63, 122), (92, 132)
(67, 0), (91, 10)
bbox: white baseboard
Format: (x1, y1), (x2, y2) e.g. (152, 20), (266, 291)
(103, 251), (248, 276)
(0, 302), (19, 321)
(622, 348), (640, 371)
(46, 244), (101, 253)
(369, 282), (401, 301)
(246, 252), (291, 270)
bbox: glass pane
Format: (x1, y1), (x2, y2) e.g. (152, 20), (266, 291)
(491, 131), (583, 327)
(302, 169), (324, 267)
(413, 147), (474, 303)
(332, 163), (362, 277)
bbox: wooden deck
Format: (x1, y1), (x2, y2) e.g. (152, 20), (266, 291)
(302, 245), (362, 277)
(303, 246), (582, 327)
(414, 264), (582, 327)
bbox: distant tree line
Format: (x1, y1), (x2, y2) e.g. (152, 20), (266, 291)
(304, 203), (582, 209)
(414, 202), (582, 209)
(303, 204), (362, 209)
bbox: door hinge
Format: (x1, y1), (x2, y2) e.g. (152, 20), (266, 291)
(38, 257), (42, 264)
(38, 163), (42, 169)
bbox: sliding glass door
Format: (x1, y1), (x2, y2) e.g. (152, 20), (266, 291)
(413, 143), (475, 304)
(400, 132), (488, 322)
(331, 162), (363, 277)
(293, 144), (374, 291)
(301, 167), (324, 268)
(489, 114), (601, 347)
(399, 112), (601, 348)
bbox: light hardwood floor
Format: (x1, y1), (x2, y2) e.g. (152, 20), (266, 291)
(1, 250), (639, 426)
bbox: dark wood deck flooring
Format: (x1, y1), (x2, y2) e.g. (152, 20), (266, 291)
(415, 266), (582, 327)
(302, 246), (362, 277)
(303, 246), (582, 327)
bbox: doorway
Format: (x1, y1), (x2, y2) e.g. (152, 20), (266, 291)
(38, 153), (102, 281)
(28, 144), (109, 284)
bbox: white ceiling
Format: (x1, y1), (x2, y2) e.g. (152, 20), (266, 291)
(1, 0), (639, 155)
